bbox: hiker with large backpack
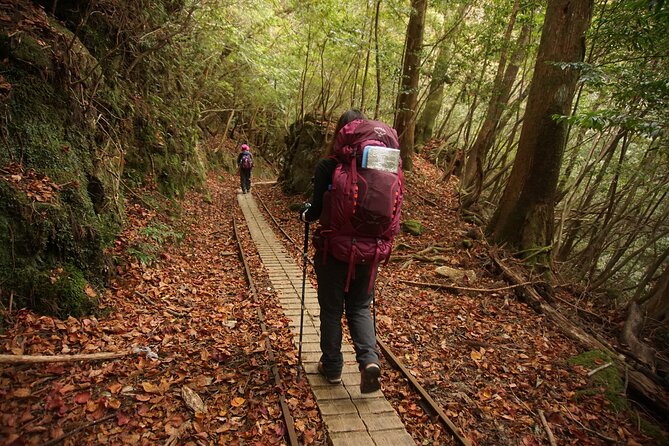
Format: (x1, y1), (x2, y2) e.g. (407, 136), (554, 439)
(300, 109), (404, 393)
(237, 143), (254, 193)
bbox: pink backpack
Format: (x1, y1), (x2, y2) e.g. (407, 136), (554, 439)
(239, 151), (253, 169)
(319, 119), (404, 292)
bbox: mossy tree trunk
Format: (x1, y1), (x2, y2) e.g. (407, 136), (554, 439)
(487, 0), (594, 266)
(394, 0), (427, 172)
(414, 3), (470, 145)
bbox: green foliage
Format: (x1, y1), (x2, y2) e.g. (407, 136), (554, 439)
(37, 263), (97, 317)
(126, 244), (157, 266)
(639, 418), (669, 445)
(127, 222), (182, 266)
(141, 222), (183, 245)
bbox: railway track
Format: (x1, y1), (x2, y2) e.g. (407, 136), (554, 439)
(232, 212), (300, 446)
(250, 191), (471, 446)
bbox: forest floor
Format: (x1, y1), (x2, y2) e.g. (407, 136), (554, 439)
(0, 156), (666, 445)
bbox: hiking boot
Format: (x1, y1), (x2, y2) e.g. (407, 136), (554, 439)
(318, 361), (342, 384)
(360, 363), (381, 393)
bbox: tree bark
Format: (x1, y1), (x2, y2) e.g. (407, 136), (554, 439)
(373, 0), (382, 119)
(642, 261), (669, 325)
(415, 3), (469, 145)
(394, 0), (428, 171)
(487, 0), (594, 266)
(462, 18), (530, 210)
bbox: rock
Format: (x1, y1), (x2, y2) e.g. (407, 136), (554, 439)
(435, 266), (477, 285)
(278, 114), (330, 195)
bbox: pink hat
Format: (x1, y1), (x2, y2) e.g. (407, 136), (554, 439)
(240, 144), (249, 151)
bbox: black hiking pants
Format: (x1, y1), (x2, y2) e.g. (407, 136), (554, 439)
(314, 252), (380, 376)
(239, 168), (252, 192)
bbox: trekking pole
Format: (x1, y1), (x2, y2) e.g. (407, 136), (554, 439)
(296, 219), (310, 382)
(372, 292), (376, 337)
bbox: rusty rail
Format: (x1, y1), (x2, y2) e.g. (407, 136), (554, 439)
(232, 212), (300, 446)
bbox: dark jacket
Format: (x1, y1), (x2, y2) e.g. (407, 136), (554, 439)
(304, 157), (337, 223)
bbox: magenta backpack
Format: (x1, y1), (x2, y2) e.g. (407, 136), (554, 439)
(240, 151), (253, 169)
(319, 119), (404, 292)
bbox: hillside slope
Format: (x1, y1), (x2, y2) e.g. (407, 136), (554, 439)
(0, 1), (205, 315)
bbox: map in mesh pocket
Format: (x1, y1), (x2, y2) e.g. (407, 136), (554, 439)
(361, 146), (400, 173)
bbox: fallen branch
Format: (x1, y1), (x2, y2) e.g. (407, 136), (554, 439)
(399, 279), (533, 293)
(553, 293), (605, 323)
(588, 362), (613, 377)
(0, 351), (129, 364)
(391, 254), (450, 264)
(562, 404), (617, 443)
(416, 192), (438, 207)
(135, 291), (186, 317)
(43, 414), (115, 446)
(538, 410), (557, 446)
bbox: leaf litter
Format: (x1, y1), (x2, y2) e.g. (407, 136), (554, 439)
(0, 173), (324, 445)
(0, 155), (659, 445)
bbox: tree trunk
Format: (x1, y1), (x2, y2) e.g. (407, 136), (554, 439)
(414, 48), (448, 146)
(373, 0), (382, 119)
(359, 1), (374, 113)
(643, 261), (669, 325)
(394, 0), (427, 172)
(487, 0), (594, 266)
(415, 3), (469, 145)
(462, 18), (530, 210)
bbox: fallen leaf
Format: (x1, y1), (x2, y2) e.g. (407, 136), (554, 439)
(85, 399), (99, 412)
(231, 396), (246, 408)
(182, 386), (206, 413)
(13, 388), (31, 398)
(117, 412), (131, 426)
(107, 397), (121, 409)
(141, 382), (160, 394)
(74, 392), (91, 404)
(84, 284), (97, 297)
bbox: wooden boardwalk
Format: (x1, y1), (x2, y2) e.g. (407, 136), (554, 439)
(238, 192), (415, 446)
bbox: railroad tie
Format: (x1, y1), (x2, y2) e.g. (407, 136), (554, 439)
(238, 193), (414, 446)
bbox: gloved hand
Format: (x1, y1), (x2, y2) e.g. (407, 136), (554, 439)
(299, 203), (311, 222)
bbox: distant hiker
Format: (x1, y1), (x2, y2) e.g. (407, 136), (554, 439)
(237, 143), (253, 193)
(300, 109), (404, 393)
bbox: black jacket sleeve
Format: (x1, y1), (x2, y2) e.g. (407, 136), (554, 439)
(303, 158), (337, 222)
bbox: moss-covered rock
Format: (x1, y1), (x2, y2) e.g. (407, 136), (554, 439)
(567, 350), (628, 413)
(279, 115), (330, 196)
(401, 219), (424, 236)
